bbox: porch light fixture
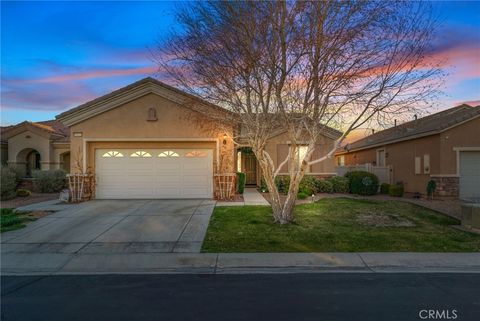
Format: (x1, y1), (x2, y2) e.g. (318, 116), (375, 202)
(223, 133), (227, 145)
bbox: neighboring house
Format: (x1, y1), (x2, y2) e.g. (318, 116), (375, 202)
(2, 77), (340, 199)
(336, 105), (480, 200)
(1, 121), (70, 176)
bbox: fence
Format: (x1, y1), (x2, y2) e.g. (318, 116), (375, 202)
(336, 163), (392, 184)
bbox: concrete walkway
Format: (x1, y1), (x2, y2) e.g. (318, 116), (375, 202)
(217, 188), (269, 206)
(2, 252), (479, 275)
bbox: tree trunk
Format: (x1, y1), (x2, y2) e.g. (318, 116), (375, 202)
(255, 147), (309, 224)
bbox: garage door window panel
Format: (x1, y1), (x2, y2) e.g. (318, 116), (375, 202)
(130, 151), (152, 157)
(102, 151), (124, 158)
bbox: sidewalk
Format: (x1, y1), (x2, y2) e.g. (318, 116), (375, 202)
(2, 252), (479, 275)
(217, 188), (269, 206)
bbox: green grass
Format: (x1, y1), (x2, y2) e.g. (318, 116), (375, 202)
(1, 208), (35, 233)
(202, 198), (480, 252)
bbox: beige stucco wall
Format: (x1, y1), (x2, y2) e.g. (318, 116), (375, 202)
(69, 93), (235, 173)
(7, 130), (52, 175)
(337, 116), (480, 194)
(439, 117), (480, 174)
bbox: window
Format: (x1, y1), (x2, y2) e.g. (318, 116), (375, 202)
(185, 150), (207, 158)
(158, 150), (180, 157)
(338, 155), (345, 166)
(415, 156), (421, 174)
(102, 151), (124, 158)
(130, 151), (152, 157)
(423, 154), (430, 174)
(294, 146), (309, 171)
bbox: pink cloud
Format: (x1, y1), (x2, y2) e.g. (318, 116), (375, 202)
(24, 66), (158, 84)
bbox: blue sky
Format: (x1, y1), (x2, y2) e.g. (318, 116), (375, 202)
(1, 1), (479, 125)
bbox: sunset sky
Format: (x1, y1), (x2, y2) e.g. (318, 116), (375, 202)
(1, 1), (479, 128)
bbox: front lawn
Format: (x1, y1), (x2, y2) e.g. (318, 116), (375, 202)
(202, 198), (480, 252)
(1, 208), (36, 233)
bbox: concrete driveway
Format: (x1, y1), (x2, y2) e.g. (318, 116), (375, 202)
(1, 199), (215, 255)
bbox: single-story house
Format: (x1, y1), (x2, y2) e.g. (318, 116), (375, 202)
(335, 104), (480, 200)
(1, 77), (340, 199)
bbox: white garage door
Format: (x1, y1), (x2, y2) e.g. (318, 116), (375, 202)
(95, 149), (213, 199)
(459, 151), (480, 200)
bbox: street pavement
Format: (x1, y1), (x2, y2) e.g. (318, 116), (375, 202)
(2, 273), (479, 321)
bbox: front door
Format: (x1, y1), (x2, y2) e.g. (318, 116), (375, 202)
(244, 154), (257, 185)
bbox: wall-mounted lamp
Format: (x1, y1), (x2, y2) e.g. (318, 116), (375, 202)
(223, 133), (227, 145)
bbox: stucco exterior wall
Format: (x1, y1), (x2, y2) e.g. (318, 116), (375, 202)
(7, 130), (53, 175)
(336, 116), (480, 195)
(338, 134), (441, 194)
(69, 93), (235, 173)
(439, 117), (480, 174)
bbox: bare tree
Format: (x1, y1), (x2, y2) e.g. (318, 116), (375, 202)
(155, 1), (444, 224)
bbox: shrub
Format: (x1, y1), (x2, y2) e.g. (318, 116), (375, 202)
(427, 180), (437, 197)
(260, 177), (268, 192)
(315, 179), (334, 193)
(388, 184), (404, 197)
(16, 189), (31, 197)
(297, 192), (308, 200)
(344, 171), (379, 195)
(298, 175), (316, 195)
(380, 183), (390, 194)
(275, 175), (291, 194)
(236, 172), (246, 194)
(32, 170), (67, 193)
(1, 166), (17, 200)
(328, 176), (349, 193)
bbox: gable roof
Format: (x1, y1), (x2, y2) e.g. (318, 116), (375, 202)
(338, 104), (480, 153)
(56, 77), (231, 126)
(55, 77), (342, 139)
(1, 120), (70, 142)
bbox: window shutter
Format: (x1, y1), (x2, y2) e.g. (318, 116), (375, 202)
(423, 154), (430, 174)
(415, 157), (421, 174)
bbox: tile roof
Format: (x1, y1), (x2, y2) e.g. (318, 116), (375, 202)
(343, 104), (480, 152)
(1, 120), (70, 142)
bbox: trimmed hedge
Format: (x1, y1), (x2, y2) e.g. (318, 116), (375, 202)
(380, 183), (390, 194)
(32, 170), (67, 193)
(298, 176), (316, 195)
(328, 176), (349, 193)
(344, 171), (379, 195)
(275, 175), (291, 194)
(315, 179), (334, 193)
(1, 166), (17, 200)
(388, 184), (404, 197)
(297, 192), (308, 199)
(16, 189), (31, 197)
(236, 172), (246, 194)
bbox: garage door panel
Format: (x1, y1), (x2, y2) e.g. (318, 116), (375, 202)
(459, 151), (480, 200)
(95, 148), (213, 199)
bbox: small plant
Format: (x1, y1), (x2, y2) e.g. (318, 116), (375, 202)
(16, 189), (31, 197)
(380, 183), (390, 194)
(345, 171), (379, 195)
(327, 176), (349, 193)
(236, 172), (246, 194)
(388, 184), (404, 197)
(1, 166), (17, 200)
(32, 170), (67, 193)
(427, 180), (437, 200)
(297, 192), (308, 200)
(315, 179), (334, 193)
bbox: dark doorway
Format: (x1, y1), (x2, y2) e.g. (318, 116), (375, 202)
(243, 153), (257, 185)
(26, 150), (41, 177)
